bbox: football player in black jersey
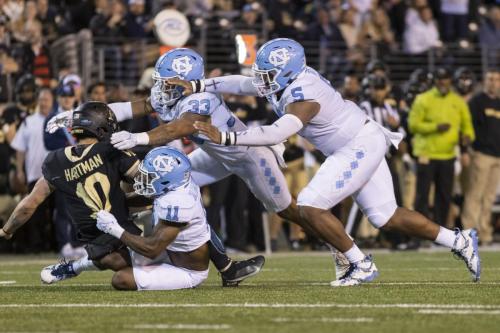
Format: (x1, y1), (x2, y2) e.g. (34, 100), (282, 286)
(0, 101), (143, 283)
(1, 101), (265, 287)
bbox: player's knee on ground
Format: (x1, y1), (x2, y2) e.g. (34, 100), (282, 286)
(111, 269), (137, 290)
(363, 201), (398, 229)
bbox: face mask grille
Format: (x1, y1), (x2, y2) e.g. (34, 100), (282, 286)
(251, 65), (281, 97)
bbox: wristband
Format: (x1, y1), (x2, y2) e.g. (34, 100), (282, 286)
(136, 132), (150, 145)
(190, 80), (198, 93)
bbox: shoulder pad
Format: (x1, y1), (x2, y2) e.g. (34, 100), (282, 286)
(155, 192), (196, 223)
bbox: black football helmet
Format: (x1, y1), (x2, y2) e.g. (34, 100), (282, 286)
(453, 67), (476, 95)
(71, 101), (119, 141)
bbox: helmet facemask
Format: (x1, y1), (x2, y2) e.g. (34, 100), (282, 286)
(251, 64), (281, 97)
(151, 72), (183, 116)
(133, 162), (160, 197)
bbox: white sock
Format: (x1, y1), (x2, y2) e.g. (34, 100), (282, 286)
(327, 234), (353, 255)
(71, 255), (99, 274)
(434, 227), (460, 248)
(343, 244), (365, 263)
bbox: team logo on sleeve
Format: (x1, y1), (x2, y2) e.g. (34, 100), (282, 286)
(153, 155), (176, 173)
(171, 56), (193, 76)
(268, 48), (290, 68)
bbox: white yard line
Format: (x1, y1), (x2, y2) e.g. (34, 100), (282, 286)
(418, 309), (500, 315)
(1, 303), (500, 310)
(0, 283), (109, 288)
(132, 324), (231, 330)
(272, 317), (374, 323)
(301, 281), (500, 286)
(0, 280), (16, 285)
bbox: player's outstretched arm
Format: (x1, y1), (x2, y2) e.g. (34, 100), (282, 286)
(46, 99), (154, 133)
(168, 75), (258, 97)
(194, 101), (319, 146)
(111, 112), (209, 150)
(0, 178), (54, 239)
(96, 210), (182, 259)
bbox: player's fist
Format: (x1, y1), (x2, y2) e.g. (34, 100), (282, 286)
(166, 78), (193, 96)
(111, 131), (149, 150)
(96, 210), (124, 239)
(193, 121), (221, 144)
(45, 110), (73, 133)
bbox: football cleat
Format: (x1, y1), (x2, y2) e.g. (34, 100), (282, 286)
(221, 255), (265, 287)
(40, 259), (78, 284)
(330, 255), (379, 287)
(452, 228), (481, 282)
(334, 250), (350, 280)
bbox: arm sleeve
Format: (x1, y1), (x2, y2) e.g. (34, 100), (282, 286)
(234, 113), (304, 146)
(203, 75), (258, 96)
(460, 100), (475, 142)
(109, 102), (133, 122)
(408, 96), (438, 134)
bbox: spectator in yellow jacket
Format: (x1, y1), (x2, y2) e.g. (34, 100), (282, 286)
(409, 67), (475, 226)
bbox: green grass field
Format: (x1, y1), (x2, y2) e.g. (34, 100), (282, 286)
(1, 250), (500, 333)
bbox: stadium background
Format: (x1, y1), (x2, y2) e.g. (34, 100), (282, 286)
(0, 0), (499, 257)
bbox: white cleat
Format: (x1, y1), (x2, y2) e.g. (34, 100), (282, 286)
(40, 260), (78, 284)
(333, 250), (350, 280)
(452, 228), (481, 282)
(330, 255), (379, 287)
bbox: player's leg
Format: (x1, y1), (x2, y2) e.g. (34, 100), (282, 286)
(116, 263), (208, 291)
(188, 148), (265, 286)
(355, 157), (480, 281)
(298, 122), (393, 286)
(41, 235), (131, 284)
(230, 147), (320, 237)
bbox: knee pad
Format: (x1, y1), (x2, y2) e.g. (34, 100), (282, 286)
(361, 201), (397, 228)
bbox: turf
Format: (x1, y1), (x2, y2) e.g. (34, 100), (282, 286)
(1, 250), (500, 333)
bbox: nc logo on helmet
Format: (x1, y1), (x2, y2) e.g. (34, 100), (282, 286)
(172, 56), (193, 76)
(153, 155), (176, 173)
(268, 48), (290, 68)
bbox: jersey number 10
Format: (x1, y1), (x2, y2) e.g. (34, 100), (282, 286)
(75, 172), (112, 218)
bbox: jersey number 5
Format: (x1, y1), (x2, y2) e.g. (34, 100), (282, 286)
(188, 99), (210, 115)
(75, 172), (111, 218)
(291, 87), (304, 102)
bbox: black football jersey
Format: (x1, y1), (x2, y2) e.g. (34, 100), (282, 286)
(42, 142), (139, 241)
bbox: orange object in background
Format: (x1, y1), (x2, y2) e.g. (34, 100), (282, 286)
(235, 34), (257, 67)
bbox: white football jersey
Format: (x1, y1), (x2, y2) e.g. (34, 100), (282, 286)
(152, 179), (210, 252)
(155, 92), (251, 164)
(267, 67), (367, 156)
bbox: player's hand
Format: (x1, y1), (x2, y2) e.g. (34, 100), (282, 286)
(96, 210), (124, 239)
(0, 228), (13, 240)
(437, 123), (451, 133)
(111, 131), (149, 150)
(460, 152), (471, 168)
(166, 78), (193, 96)
(45, 110), (73, 133)
(193, 121), (221, 144)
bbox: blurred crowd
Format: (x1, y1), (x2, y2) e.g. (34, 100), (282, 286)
(0, 0), (499, 255)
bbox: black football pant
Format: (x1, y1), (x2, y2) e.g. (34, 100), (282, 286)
(414, 158), (455, 226)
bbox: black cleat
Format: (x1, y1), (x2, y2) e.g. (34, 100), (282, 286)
(220, 255), (265, 287)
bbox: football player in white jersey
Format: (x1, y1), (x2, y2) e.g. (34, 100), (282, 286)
(169, 38), (481, 286)
(46, 48), (355, 282)
(95, 147), (211, 290)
